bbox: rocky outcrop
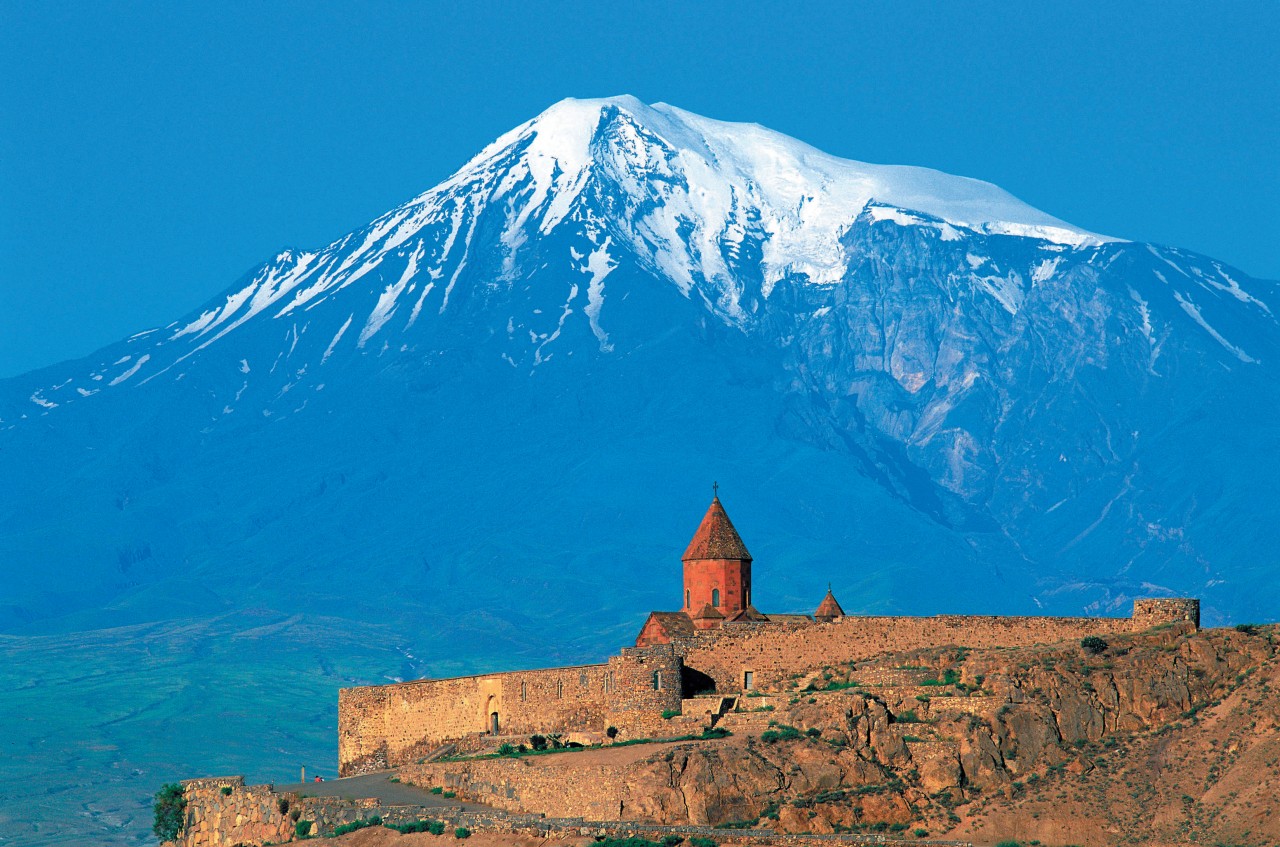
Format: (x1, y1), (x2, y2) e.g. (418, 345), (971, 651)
(401, 624), (1279, 844)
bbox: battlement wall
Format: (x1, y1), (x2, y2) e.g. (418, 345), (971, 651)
(338, 662), (612, 776)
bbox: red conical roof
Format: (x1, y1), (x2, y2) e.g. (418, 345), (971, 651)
(682, 496), (753, 561)
(815, 588), (845, 619)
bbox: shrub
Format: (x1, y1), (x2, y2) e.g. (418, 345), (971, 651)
(388, 819), (446, 835)
(804, 727), (821, 738)
(661, 709), (681, 719)
(662, 836), (685, 847)
(701, 726), (731, 739)
(995, 841), (1024, 847)
(295, 819), (313, 838)
(760, 725), (802, 743)
(332, 817), (382, 836)
(220, 785), (233, 796)
(895, 710), (921, 723)
(152, 783), (187, 842)
(690, 838), (717, 847)
(430, 786), (444, 794)
(530, 733), (548, 750)
(1235, 623), (1260, 635)
(606, 726), (619, 739)
(442, 790), (456, 798)
(454, 826), (472, 839)
(913, 829), (928, 838)
(497, 743), (516, 756)
(291, 808), (302, 822)
(1080, 636), (1108, 655)
(889, 822), (908, 831)
(277, 797), (289, 815)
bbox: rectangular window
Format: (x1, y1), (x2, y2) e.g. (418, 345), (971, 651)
(652, 670), (662, 690)
(520, 682), (527, 701)
(557, 680), (564, 698)
(743, 671), (754, 690)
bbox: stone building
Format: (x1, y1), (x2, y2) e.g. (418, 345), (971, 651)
(337, 494), (1201, 776)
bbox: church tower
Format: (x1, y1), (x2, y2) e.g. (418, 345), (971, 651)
(682, 494), (753, 624)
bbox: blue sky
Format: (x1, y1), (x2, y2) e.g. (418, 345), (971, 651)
(1, 1), (1276, 378)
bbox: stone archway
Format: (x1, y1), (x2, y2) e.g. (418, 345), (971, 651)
(486, 694), (499, 734)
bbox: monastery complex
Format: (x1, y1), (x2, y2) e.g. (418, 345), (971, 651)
(338, 495), (1200, 776)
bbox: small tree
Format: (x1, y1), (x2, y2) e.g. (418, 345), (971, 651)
(1080, 636), (1108, 655)
(605, 726), (619, 740)
(153, 783), (186, 842)
(530, 733), (548, 750)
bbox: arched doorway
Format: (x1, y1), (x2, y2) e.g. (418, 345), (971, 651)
(485, 694), (500, 735)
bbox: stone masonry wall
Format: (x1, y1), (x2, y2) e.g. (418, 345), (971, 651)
(339, 599), (1198, 770)
(1133, 598), (1200, 629)
(675, 612), (1152, 694)
(339, 662), (611, 775)
(605, 644), (684, 737)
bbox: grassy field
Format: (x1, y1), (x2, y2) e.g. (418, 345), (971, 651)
(0, 611), (437, 846)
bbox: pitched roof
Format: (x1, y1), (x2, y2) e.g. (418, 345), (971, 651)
(646, 611), (695, 639)
(691, 603), (725, 620)
(682, 496), (753, 561)
(727, 605), (769, 623)
(815, 589), (846, 619)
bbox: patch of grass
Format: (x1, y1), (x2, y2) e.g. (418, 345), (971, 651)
(895, 710), (922, 723)
(661, 709), (681, 719)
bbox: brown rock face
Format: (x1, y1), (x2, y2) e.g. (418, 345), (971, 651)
(399, 625), (1280, 846)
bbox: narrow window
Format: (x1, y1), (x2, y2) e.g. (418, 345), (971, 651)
(711, 588), (720, 607)
(520, 681), (526, 701)
(557, 680), (564, 698)
(686, 589), (690, 608)
(652, 670), (662, 690)
(743, 671), (754, 690)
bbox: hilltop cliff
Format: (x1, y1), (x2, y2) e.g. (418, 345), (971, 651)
(400, 624), (1279, 846)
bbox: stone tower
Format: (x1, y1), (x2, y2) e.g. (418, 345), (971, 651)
(682, 496), (752, 623)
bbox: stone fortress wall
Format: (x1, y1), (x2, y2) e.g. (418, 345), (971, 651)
(337, 598), (1199, 776)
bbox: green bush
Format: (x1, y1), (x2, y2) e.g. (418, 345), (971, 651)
(430, 786), (444, 794)
(1080, 636), (1108, 655)
(442, 790), (456, 798)
(1235, 623), (1260, 635)
(661, 708), (681, 719)
(295, 819), (313, 838)
(895, 710), (921, 723)
(995, 841), (1024, 847)
(220, 785), (233, 796)
(388, 819), (446, 835)
(152, 783), (187, 842)
(701, 726), (731, 739)
(277, 796), (290, 815)
(759, 724), (802, 743)
(497, 742), (516, 756)
(530, 733), (548, 750)
(913, 829), (928, 838)
(454, 826), (472, 839)
(662, 836), (684, 847)
(331, 816), (382, 836)
(690, 838), (717, 847)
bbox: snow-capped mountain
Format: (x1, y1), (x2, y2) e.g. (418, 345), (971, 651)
(2, 96), (1277, 639)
